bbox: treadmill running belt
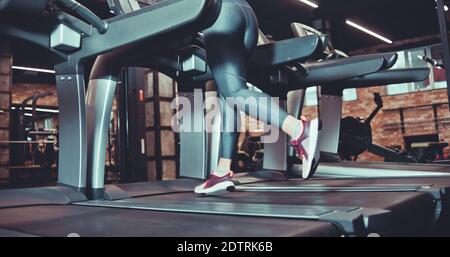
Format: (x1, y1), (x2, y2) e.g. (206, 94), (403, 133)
(133, 187), (435, 235)
(0, 205), (341, 237)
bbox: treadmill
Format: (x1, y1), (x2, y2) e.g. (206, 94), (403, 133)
(162, 21), (449, 234)
(224, 23), (450, 235)
(0, 0), (359, 237)
(78, 0), (391, 237)
(285, 22), (450, 179)
(66, 0), (446, 236)
(0, 0), (445, 237)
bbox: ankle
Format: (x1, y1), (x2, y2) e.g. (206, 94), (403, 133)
(213, 168), (232, 177)
(292, 119), (305, 140)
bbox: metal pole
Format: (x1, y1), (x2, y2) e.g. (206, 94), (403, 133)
(436, 0), (450, 109)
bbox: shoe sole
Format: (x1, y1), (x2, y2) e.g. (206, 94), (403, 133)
(303, 119), (321, 179)
(194, 181), (235, 196)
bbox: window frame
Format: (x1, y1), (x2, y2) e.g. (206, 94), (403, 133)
(387, 44), (446, 96)
(304, 87), (358, 107)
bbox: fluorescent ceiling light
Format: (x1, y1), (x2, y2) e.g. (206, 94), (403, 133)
(12, 66), (56, 74)
(35, 107), (59, 113)
(299, 0), (319, 8)
(11, 106), (59, 113)
(346, 20), (393, 44)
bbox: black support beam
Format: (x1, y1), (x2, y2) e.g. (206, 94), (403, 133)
(436, 0), (450, 109)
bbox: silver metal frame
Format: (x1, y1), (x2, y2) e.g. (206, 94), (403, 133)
(56, 74), (88, 190)
(86, 78), (118, 193)
(318, 93), (342, 154)
(262, 101), (288, 171)
(179, 90), (209, 179)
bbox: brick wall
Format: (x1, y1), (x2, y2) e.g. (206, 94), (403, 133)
(145, 71), (177, 181)
(303, 86), (450, 161)
(0, 42), (12, 181)
(12, 83), (58, 106)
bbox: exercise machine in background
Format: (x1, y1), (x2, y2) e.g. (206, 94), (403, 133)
(339, 92), (449, 163)
(4, 93), (58, 186)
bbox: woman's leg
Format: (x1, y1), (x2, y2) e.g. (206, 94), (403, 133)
(203, 1), (304, 137)
(214, 95), (239, 176)
(194, 95), (238, 195)
(195, 1), (319, 195)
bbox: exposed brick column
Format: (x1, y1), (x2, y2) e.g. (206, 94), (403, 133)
(0, 41), (12, 182)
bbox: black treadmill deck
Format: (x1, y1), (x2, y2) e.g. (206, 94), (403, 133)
(101, 170), (450, 235)
(1, 170), (449, 236)
(0, 205), (340, 237)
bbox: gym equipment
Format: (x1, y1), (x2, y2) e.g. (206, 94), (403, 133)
(304, 66), (434, 177)
(239, 25), (447, 219)
(236, 134), (264, 172)
(339, 92), (449, 164)
(61, 0), (402, 235)
(10, 94), (52, 166)
(1, 0), (450, 237)
(168, 31), (394, 178)
(74, 1), (448, 237)
(411, 142), (449, 163)
(7, 93), (58, 185)
(339, 92), (422, 163)
(419, 55), (445, 69)
(1, 0), (222, 192)
(184, 21), (450, 232)
(259, 22), (434, 177)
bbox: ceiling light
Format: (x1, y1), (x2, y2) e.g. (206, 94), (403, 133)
(12, 66), (56, 74)
(10, 106), (59, 113)
(35, 108), (59, 113)
(346, 19), (393, 44)
(299, 0), (319, 9)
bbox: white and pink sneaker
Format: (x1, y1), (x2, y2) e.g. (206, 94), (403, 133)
(289, 117), (320, 179)
(194, 172), (235, 195)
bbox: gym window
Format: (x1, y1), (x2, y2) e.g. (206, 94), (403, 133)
(387, 44), (447, 95)
(304, 87), (358, 106)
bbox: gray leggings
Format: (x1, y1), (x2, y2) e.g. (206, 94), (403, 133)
(204, 0), (289, 159)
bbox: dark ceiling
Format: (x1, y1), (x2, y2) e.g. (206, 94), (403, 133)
(248, 0), (447, 52)
(8, 0), (450, 70)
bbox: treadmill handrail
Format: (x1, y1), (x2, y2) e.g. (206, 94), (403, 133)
(67, 0), (217, 66)
(335, 68), (431, 89)
(56, 0), (108, 34)
(250, 35), (321, 67)
(285, 56), (386, 88)
(0, 0), (219, 73)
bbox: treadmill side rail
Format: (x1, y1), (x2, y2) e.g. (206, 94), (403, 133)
(76, 200), (369, 236)
(103, 185), (130, 201)
(0, 187), (87, 209)
(319, 211), (366, 237)
(0, 228), (39, 237)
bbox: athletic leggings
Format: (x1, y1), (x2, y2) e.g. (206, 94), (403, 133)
(203, 0), (289, 159)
